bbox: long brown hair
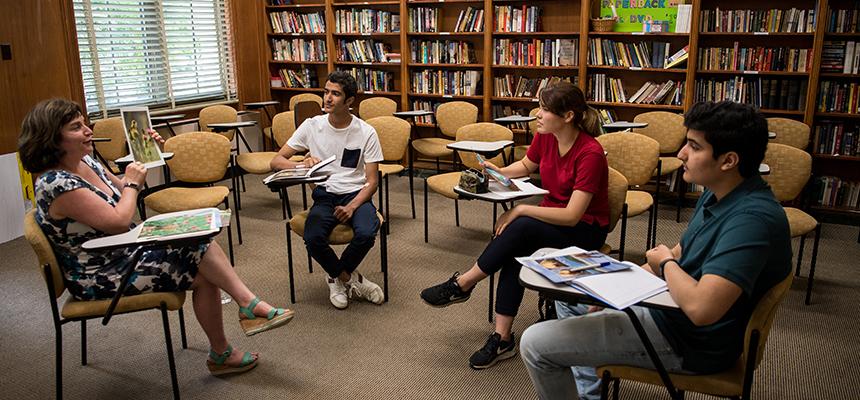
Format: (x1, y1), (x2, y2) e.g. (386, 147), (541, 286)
(538, 81), (601, 137)
(18, 98), (84, 173)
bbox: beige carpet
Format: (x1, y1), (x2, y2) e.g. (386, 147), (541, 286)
(1, 175), (858, 399)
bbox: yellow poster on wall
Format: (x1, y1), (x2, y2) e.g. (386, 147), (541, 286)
(17, 153), (34, 206)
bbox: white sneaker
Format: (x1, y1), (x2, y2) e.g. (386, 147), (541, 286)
(327, 277), (349, 309)
(347, 273), (384, 305)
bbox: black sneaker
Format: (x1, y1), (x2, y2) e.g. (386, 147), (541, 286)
(420, 272), (473, 307)
(469, 332), (517, 370)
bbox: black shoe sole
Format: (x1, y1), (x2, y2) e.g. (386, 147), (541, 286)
(420, 294), (471, 308)
(469, 346), (518, 370)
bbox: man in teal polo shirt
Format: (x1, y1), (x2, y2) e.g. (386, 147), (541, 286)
(519, 101), (792, 400)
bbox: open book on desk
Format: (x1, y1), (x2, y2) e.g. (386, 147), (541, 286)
(138, 208), (226, 242)
(487, 178), (547, 199)
(519, 246), (667, 310)
(263, 154), (335, 184)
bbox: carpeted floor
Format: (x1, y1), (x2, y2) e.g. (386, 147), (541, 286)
(1, 175), (858, 399)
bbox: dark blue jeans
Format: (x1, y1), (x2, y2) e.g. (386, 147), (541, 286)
(304, 186), (380, 279)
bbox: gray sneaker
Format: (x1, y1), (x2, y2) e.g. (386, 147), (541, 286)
(347, 273), (384, 304)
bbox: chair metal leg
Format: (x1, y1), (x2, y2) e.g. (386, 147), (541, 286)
(307, 250), (313, 274)
(652, 171), (660, 249)
(805, 223), (822, 305)
(178, 308), (188, 349)
(280, 189), (287, 220)
(795, 234), (806, 276)
(226, 225), (235, 266)
(424, 178), (429, 243)
(56, 319), (63, 400)
(381, 221), (389, 302)
(612, 378), (620, 400)
(80, 320), (87, 366)
(619, 204), (628, 261)
(301, 183), (308, 210)
(409, 144), (416, 219)
(160, 303), (181, 400)
(454, 199), (460, 227)
(229, 196), (242, 245)
(286, 222), (296, 303)
(385, 174), (391, 235)
(600, 370), (611, 400)
(645, 205), (654, 251)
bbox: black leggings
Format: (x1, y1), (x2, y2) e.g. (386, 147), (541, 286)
(476, 216), (607, 317)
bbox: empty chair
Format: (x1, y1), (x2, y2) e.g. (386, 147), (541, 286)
(365, 116), (411, 225)
(359, 97), (398, 120)
(294, 100), (324, 128)
(767, 117), (810, 150)
(92, 117), (129, 174)
(288, 92), (323, 111)
(199, 105), (239, 141)
(633, 111), (687, 222)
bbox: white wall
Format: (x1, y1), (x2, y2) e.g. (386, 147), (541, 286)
(0, 153), (28, 243)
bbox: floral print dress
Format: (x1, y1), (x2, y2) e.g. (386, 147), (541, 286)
(35, 155), (208, 300)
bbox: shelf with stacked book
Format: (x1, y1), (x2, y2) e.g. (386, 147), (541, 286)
(266, 2), (326, 9)
(266, 1), (330, 96)
(816, 112), (860, 118)
(589, 32), (690, 37)
(696, 70), (810, 76)
(332, 0), (401, 6)
(586, 101), (684, 111)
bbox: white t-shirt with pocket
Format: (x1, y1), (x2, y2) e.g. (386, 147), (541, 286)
(287, 114), (383, 195)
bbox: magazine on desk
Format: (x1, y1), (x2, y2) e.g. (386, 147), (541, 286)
(518, 246), (668, 309)
(137, 208), (226, 242)
(263, 154), (335, 184)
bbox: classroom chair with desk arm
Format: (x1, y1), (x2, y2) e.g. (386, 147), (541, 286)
(365, 116), (411, 229)
(359, 96), (398, 120)
(632, 111), (686, 224)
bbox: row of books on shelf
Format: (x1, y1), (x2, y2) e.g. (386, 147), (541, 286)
(492, 104), (537, 131)
(339, 68), (394, 92)
(410, 70), (481, 96)
(409, 7), (439, 33)
(596, 108), (618, 126)
(493, 5), (541, 33)
(273, 67), (319, 89)
(811, 176), (860, 209)
(337, 39), (392, 63)
(269, 11), (326, 34)
(821, 41), (860, 74)
(826, 6), (860, 33)
(694, 77), (806, 111)
(453, 7), (484, 33)
(588, 75), (684, 106)
(697, 45), (813, 73)
(410, 40), (476, 64)
(271, 38), (327, 62)
(813, 121), (858, 156)
(816, 81), (860, 114)
(493, 75), (569, 99)
(493, 38), (577, 67)
(587, 39), (685, 69)
(699, 8), (816, 33)
(411, 100), (440, 124)
(335, 8), (400, 34)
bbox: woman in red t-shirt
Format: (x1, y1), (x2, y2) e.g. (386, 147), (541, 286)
(420, 82), (610, 369)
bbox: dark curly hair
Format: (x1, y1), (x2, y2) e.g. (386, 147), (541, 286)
(18, 98), (84, 173)
(326, 70), (358, 101)
(684, 101), (768, 178)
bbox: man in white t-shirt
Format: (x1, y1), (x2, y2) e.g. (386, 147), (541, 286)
(270, 71), (385, 309)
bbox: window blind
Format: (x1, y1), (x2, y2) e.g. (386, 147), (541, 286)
(73, 0), (237, 118)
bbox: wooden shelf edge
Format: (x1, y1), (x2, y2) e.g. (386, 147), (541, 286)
(587, 101), (683, 110)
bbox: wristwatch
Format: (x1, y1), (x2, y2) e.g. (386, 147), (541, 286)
(124, 182), (140, 191)
(657, 258), (678, 278)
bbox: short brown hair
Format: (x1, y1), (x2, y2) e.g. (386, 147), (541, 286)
(538, 81), (601, 137)
(18, 99), (83, 173)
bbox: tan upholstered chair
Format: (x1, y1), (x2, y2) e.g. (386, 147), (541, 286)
(141, 132), (241, 265)
(294, 100), (324, 128)
(763, 143), (820, 304)
(284, 210), (389, 304)
(597, 273), (794, 400)
(598, 132), (661, 259)
(359, 97), (398, 120)
(598, 167), (630, 257)
(366, 116), (411, 224)
(513, 107), (540, 161)
(424, 122), (512, 243)
(633, 111), (687, 222)
(767, 117), (810, 150)
(24, 210), (187, 400)
(409, 101), (479, 221)
(92, 117), (129, 174)
(199, 105), (238, 141)
(288, 93), (323, 111)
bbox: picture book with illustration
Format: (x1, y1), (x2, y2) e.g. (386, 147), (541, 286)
(137, 208), (221, 241)
(263, 154), (336, 184)
(120, 107), (165, 168)
(516, 249), (630, 284)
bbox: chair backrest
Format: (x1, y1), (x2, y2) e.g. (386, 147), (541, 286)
(164, 131), (232, 183)
(743, 273), (794, 372)
(436, 101), (478, 138)
(455, 122), (513, 169)
(597, 132), (660, 186)
(633, 111), (686, 154)
(199, 105), (238, 140)
(366, 116), (411, 162)
(528, 107), (539, 133)
(606, 167), (629, 233)
(767, 117), (810, 150)
(762, 143), (812, 202)
(288, 93), (323, 111)
(23, 209), (65, 299)
(359, 97), (398, 120)
(271, 111), (297, 148)
(294, 101), (324, 128)
(92, 117), (129, 161)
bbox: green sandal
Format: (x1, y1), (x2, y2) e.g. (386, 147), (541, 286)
(207, 345), (258, 376)
(238, 297), (295, 336)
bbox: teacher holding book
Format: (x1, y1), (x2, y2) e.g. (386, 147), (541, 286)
(18, 99), (293, 376)
(419, 82), (610, 370)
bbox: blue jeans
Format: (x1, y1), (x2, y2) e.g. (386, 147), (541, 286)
(303, 186), (379, 279)
(520, 302), (687, 400)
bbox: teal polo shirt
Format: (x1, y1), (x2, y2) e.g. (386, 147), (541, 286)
(650, 175), (791, 373)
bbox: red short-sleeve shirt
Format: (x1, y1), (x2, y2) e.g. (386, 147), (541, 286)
(525, 131), (610, 227)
